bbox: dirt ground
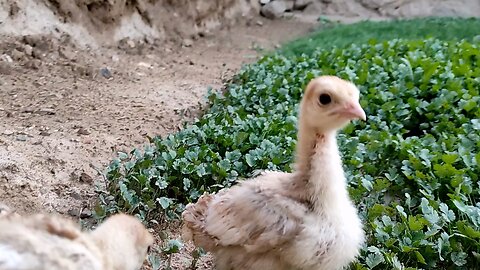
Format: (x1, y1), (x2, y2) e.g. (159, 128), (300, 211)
(0, 17), (315, 269)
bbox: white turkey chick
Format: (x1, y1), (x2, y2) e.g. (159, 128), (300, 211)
(181, 75), (366, 270)
(0, 213), (153, 270)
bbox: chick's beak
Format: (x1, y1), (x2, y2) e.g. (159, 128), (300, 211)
(339, 102), (366, 121)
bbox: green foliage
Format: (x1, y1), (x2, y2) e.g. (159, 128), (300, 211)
(101, 38), (480, 269)
(146, 238), (185, 270)
(280, 17), (480, 56)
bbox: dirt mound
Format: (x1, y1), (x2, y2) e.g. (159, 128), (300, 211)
(257, 0), (480, 23)
(313, 0), (480, 21)
(0, 0), (260, 47)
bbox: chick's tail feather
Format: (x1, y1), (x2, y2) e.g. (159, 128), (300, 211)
(181, 193), (217, 251)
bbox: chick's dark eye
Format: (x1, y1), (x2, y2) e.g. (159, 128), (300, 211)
(319, 93), (332, 105)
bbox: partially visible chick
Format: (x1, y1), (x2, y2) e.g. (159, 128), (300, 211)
(0, 213), (102, 270)
(0, 203), (19, 219)
(89, 213), (154, 270)
(0, 213), (153, 270)
(182, 75), (366, 270)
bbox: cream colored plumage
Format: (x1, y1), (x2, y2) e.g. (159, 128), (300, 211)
(181, 75), (366, 270)
(0, 203), (19, 219)
(0, 212), (153, 270)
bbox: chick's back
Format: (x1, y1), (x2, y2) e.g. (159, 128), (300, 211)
(0, 214), (102, 270)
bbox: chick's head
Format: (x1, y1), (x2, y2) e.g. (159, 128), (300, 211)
(300, 75), (366, 133)
(90, 213), (154, 270)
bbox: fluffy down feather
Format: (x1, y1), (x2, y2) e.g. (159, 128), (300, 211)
(0, 212), (153, 270)
(181, 75), (366, 270)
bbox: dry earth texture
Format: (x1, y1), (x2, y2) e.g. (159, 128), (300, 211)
(0, 0), (479, 269)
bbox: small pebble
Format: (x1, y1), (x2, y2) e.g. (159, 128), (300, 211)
(16, 135), (27, 141)
(1, 54), (13, 63)
(67, 208), (91, 217)
(182, 38), (193, 47)
(79, 172), (93, 183)
(126, 39), (136, 48)
(100, 67), (112, 79)
(24, 45), (33, 56)
(39, 130), (51, 136)
(77, 127), (91, 135)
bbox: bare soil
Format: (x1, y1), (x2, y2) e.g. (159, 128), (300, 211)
(0, 18), (315, 269)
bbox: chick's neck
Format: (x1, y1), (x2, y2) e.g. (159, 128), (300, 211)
(293, 127), (350, 212)
(293, 121), (337, 179)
